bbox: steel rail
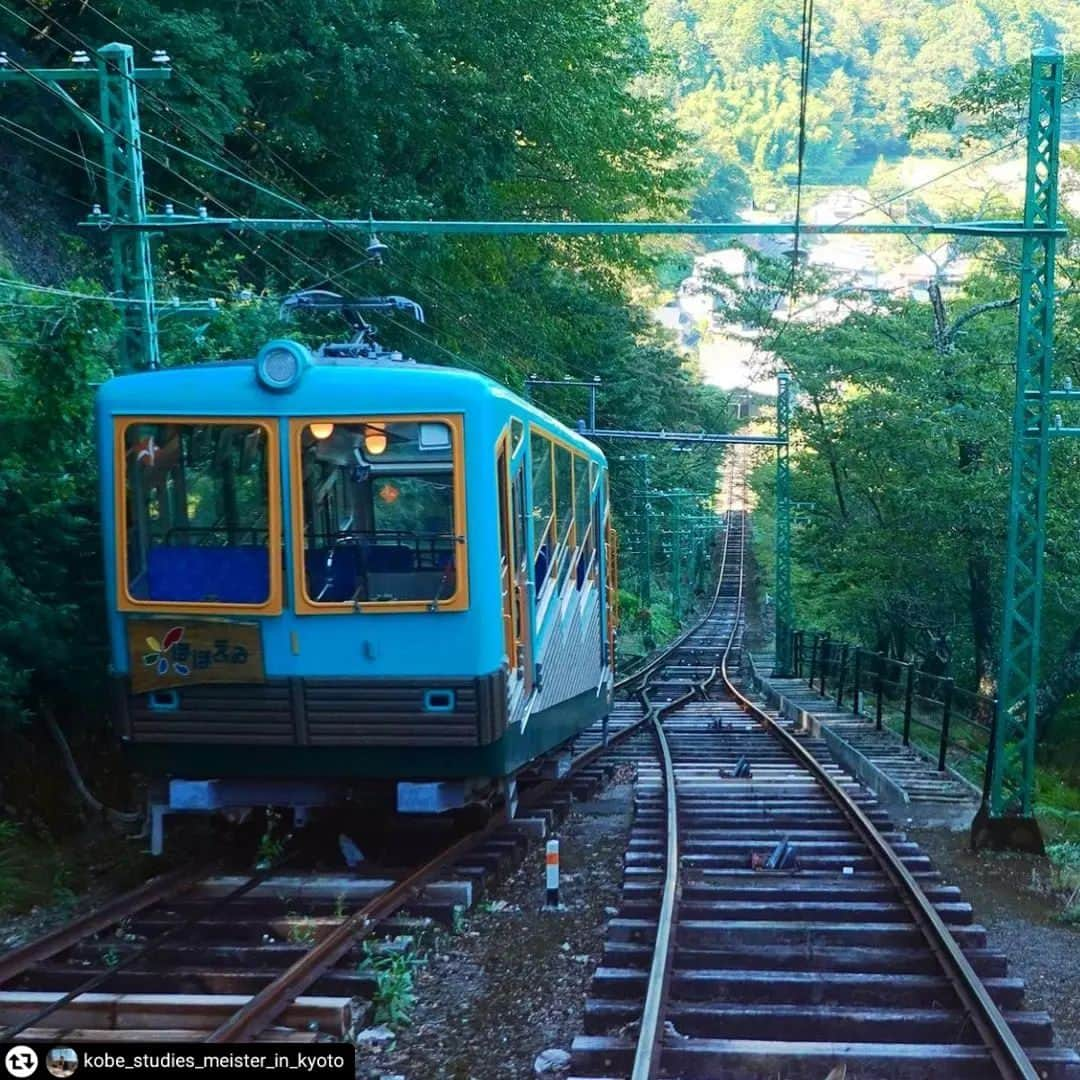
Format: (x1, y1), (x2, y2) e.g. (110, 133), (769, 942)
(715, 509), (1041, 1080)
(0, 854), (297, 1040)
(628, 461), (740, 1080)
(0, 859), (216, 988)
(628, 709), (678, 1080)
(207, 815), (507, 1042)
(190, 504), (736, 1043)
(210, 593), (731, 1047)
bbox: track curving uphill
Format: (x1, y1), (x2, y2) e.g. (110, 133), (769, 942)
(571, 455), (1080, 1080)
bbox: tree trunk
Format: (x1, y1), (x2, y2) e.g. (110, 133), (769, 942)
(809, 394), (848, 520)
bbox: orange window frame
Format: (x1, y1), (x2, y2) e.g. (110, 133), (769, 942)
(530, 427), (556, 553)
(114, 416), (283, 616)
(289, 414), (469, 615)
(495, 428), (519, 664)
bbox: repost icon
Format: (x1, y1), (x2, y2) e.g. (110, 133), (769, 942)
(4, 1046), (38, 1079)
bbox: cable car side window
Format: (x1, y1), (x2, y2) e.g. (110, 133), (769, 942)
(120, 420), (277, 608)
(295, 417), (466, 610)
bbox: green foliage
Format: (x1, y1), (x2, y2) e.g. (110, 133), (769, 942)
(255, 827), (285, 870)
(0, 290), (117, 728)
(1045, 842), (1080, 922)
(359, 940), (422, 1030)
(743, 54), (1080, 814)
(910, 55), (1080, 148)
(285, 911), (318, 947)
(645, 0), (1077, 199)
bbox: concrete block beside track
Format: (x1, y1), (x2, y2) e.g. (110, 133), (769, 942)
(750, 656), (980, 830)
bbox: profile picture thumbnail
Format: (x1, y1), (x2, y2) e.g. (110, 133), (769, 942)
(46, 1047), (79, 1078)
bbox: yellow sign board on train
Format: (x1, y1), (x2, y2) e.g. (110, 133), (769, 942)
(127, 619), (265, 694)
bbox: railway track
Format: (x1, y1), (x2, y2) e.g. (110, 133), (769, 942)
(572, 466), (1080, 1079)
(0, 711), (649, 1044)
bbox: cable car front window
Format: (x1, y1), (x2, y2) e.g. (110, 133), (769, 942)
(299, 419), (462, 606)
(123, 421), (272, 605)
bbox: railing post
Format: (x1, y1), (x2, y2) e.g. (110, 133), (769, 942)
(808, 634), (819, 689)
(875, 654), (884, 731)
(903, 662), (914, 746)
(937, 677), (954, 772)
(982, 698), (999, 804)
(820, 636), (830, 697)
(835, 643), (848, 708)
(852, 648), (862, 715)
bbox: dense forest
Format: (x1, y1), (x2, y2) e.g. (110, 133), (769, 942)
(646, 0), (1079, 207)
(738, 57), (1080, 822)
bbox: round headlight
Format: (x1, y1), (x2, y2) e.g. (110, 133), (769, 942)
(255, 339), (309, 391)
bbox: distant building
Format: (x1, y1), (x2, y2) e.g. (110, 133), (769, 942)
(878, 243), (975, 298)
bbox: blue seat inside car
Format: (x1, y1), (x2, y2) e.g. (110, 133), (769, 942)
(305, 543), (416, 601)
(147, 545), (269, 603)
(365, 545), (414, 573)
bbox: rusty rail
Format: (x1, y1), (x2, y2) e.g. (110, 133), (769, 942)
(717, 508), (1040, 1080)
(628, 459), (740, 1080)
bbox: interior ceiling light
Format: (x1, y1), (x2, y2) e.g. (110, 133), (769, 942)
(364, 426), (388, 455)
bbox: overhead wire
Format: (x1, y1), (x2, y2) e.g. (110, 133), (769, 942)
(9, 0), (639, 388)
(4, 0), (801, 407)
(0, 275), (154, 303)
(0, 3), (364, 300)
(5, 0), (1056, 388)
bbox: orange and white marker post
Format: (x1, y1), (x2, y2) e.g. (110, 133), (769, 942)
(545, 838), (560, 908)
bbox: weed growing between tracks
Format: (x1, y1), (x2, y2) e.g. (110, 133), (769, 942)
(361, 940), (422, 1029)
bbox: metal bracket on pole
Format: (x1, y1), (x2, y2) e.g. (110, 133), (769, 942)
(524, 376), (601, 430)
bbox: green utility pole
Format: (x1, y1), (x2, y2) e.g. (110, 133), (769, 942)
(0, 44), (170, 370)
(983, 48), (1065, 851)
(671, 495), (683, 623)
(648, 489), (714, 624)
(641, 485), (652, 611)
(774, 372), (793, 676)
(633, 455), (652, 608)
(97, 44), (160, 370)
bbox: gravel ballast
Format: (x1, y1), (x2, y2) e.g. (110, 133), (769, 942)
(364, 783), (634, 1079)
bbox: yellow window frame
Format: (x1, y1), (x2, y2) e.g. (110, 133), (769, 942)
(114, 415), (283, 616)
(495, 427), (520, 666)
(530, 426), (556, 551)
(289, 414), (469, 615)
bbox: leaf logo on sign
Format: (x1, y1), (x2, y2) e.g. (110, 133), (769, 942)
(142, 625), (191, 678)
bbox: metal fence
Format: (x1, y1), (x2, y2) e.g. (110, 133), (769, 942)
(792, 630), (995, 794)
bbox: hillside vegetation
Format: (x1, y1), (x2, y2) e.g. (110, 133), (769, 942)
(646, 0), (1079, 206)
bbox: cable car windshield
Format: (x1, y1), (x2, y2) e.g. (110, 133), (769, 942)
(298, 419), (462, 606)
(122, 421), (273, 605)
